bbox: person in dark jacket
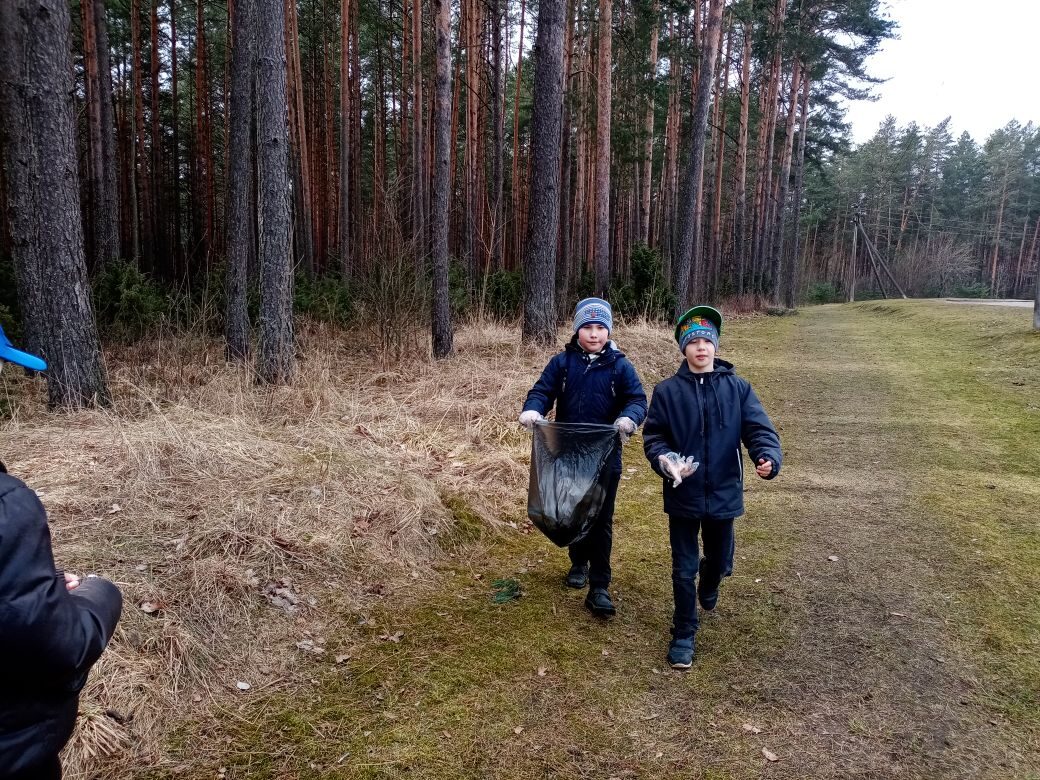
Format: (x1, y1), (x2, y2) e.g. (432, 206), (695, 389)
(642, 306), (781, 669)
(520, 298), (648, 617)
(0, 326), (123, 780)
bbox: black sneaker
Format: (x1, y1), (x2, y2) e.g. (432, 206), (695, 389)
(667, 636), (695, 669)
(584, 587), (616, 618)
(698, 558), (719, 611)
(565, 563), (589, 589)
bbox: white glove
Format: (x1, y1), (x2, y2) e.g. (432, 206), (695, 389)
(614, 416), (637, 444)
(519, 410), (544, 431)
(659, 452), (699, 487)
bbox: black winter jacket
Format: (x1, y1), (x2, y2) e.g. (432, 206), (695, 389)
(0, 472), (123, 775)
(522, 339), (648, 474)
(642, 359), (781, 519)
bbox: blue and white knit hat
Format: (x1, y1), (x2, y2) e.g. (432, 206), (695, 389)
(572, 297), (613, 334)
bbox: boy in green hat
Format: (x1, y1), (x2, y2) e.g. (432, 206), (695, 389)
(642, 306), (782, 668)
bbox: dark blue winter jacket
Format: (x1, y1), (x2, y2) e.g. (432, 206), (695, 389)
(0, 471), (123, 775)
(642, 358), (781, 519)
(523, 338), (648, 474)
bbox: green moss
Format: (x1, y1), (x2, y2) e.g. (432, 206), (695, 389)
(438, 490), (486, 549)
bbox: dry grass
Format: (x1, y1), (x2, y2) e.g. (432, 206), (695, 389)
(0, 317), (694, 778)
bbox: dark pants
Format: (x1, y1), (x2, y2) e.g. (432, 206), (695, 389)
(668, 515), (735, 638)
(568, 471), (621, 588)
(6, 755), (62, 780)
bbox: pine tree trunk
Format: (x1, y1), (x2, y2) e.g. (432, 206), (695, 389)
(226, 0), (255, 361)
(556, 0), (576, 309)
(286, 0), (314, 274)
(733, 15), (751, 294)
(412, 0), (426, 261)
(82, 0), (103, 271)
(0, 0), (109, 407)
(674, 0), (724, 313)
(151, 0), (169, 277)
(431, 0), (454, 357)
(659, 12), (679, 278)
(708, 22), (731, 296)
(785, 70), (810, 309)
(339, 0), (353, 278)
(133, 0), (153, 268)
(592, 0), (612, 295)
(522, 0), (566, 344)
(510, 0), (528, 270)
(639, 1), (659, 245)
(171, 0), (183, 276)
(195, 0), (214, 268)
(490, 0), (504, 271)
(255, 0), (295, 383)
(991, 173), (1007, 294)
(768, 59), (801, 304)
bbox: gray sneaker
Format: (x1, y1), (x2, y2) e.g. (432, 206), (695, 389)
(667, 636), (695, 669)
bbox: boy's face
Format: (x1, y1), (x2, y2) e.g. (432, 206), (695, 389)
(684, 337), (716, 372)
(577, 323), (609, 352)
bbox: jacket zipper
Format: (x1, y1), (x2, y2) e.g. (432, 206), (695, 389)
(701, 376), (710, 512)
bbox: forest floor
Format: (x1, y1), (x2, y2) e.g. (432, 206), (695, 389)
(5, 302), (1038, 779)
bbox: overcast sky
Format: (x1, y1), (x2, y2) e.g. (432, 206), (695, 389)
(841, 0), (1040, 145)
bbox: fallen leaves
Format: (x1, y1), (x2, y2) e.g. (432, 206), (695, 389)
(235, 681), (251, 691)
(536, 667), (548, 677)
(742, 723), (762, 734)
(378, 631), (405, 643)
(264, 579), (301, 614)
(827, 555), (840, 562)
(762, 748), (779, 762)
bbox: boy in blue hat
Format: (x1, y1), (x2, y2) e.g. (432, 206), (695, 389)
(0, 325), (123, 779)
(519, 298), (647, 617)
(642, 306), (781, 668)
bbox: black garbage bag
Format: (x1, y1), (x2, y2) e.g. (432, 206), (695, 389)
(527, 421), (619, 547)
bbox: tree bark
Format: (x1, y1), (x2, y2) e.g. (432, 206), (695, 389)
(769, 59), (802, 304)
(522, 0), (566, 344)
(255, 0), (295, 383)
(490, 0), (505, 271)
(171, 0), (183, 276)
(592, 0), (612, 294)
(733, 14), (752, 294)
(639, 0), (660, 246)
(785, 70), (810, 309)
(345, 0), (357, 278)
(708, 21), (731, 295)
(412, 0), (426, 262)
(226, 0), (255, 361)
(0, 0), (109, 407)
(132, 0), (153, 267)
(510, 0), (528, 270)
(431, 0), (454, 357)
(674, 0), (724, 313)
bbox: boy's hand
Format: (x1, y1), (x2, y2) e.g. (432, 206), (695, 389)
(755, 458), (773, 478)
(518, 410), (544, 431)
(614, 416), (636, 444)
(64, 572), (81, 591)
(660, 453), (698, 487)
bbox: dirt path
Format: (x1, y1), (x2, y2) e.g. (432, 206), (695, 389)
(944, 298), (1033, 308)
(198, 303), (1039, 780)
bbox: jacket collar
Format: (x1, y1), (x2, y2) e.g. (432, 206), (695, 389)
(566, 336), (623, 363)
(676, 357), (734, 381)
